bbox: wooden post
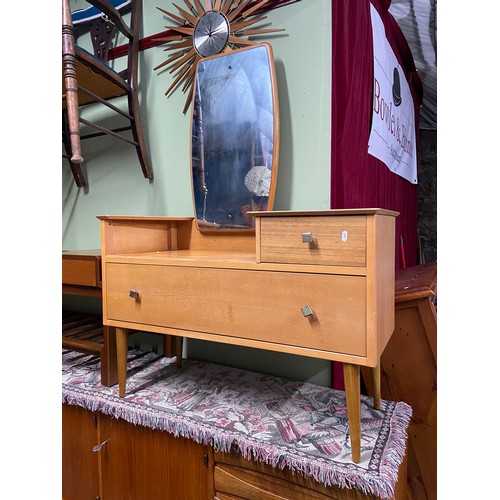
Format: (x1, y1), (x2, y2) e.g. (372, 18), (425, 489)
(62, 0), (83, 164)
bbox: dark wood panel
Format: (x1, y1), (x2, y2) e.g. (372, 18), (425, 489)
(214, 451), (391, 500)
(62, 404), (100, 500)
(215, 465), (334, 500)
(100, 413), (212, 499)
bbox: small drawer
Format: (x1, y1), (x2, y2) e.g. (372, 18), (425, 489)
(259, 216), (366, 267)
(62, 254), (101, 287)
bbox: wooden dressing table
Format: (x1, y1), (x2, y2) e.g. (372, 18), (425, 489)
(98, 207), (397, 463)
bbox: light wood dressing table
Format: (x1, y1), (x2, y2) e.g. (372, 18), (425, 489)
(98, 207), (397, 463)
(97, 43), (398, 463)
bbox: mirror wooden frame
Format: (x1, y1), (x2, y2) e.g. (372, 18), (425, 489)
(189, 43), (279, 232)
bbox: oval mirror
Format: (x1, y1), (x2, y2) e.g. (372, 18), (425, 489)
(190, 43), (279, 231)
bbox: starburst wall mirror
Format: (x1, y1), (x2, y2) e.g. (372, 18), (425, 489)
(190, 43), (279, 230)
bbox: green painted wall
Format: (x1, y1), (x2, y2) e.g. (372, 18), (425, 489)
(63, 0), (332, 386)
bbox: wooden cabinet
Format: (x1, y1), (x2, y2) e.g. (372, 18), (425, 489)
(62, 404), (212, 500)
(63, 404), (408, 500)
(98, 209), (397, 462)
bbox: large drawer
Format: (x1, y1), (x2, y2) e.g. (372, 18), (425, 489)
(259, 216), (366, 267)
(106, 263), (367, 357)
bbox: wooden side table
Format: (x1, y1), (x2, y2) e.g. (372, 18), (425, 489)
(62, 250), (117, 386)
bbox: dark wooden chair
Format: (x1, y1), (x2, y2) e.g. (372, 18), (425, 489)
(62, 0), (153, 187)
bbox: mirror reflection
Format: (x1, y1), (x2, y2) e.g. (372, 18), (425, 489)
(191, 43), (279, 230)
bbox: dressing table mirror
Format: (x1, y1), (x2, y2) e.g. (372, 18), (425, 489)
(190, 43), (279, 231)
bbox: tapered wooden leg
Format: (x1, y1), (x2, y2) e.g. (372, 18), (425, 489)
(162, 334), (175, 357)
(343, 363), (361, 463)
(162, 335), (183, 368)
(116, 327), (129, 398)
(175, 336), (184, 368)
(372, 361), (381, 410)
(100, 326), (117, 387)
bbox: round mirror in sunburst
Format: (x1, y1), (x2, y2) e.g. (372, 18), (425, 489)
(154, 0), (285, 113)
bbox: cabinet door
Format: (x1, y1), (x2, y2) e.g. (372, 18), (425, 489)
(99, 413), (212, 499)
(62, 404), (100, 500)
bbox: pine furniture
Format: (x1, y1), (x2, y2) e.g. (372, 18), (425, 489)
(362, 262), (436, 499)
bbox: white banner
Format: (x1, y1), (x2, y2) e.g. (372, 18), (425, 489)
(368, 4), (418, 184)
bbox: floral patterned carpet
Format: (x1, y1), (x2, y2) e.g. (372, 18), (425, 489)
(62, 349), (411, 498)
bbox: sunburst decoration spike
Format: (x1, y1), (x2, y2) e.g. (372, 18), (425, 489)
(154, 0), (287, 114)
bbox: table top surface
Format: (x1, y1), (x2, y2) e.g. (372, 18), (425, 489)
(97, 208), (400, 221)
(63, 249), (101, 258)
(395, 262), (436, 300)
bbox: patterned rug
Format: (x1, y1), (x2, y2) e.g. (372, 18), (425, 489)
(62, 349), (411, 499)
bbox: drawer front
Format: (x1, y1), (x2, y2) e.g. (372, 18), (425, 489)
(62, 258), (100, 287)
(106, 264), (366, 357)
(259, 216), (366, 267)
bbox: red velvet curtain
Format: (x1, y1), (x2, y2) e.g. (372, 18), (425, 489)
(330, 0), (423, 270)
(330, 0), (423, 389)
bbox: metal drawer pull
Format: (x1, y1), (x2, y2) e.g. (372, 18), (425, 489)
(302, 232), (313, 243)
(301, 305), (314, 318)
(129, 289), (139, 299)
(92, 439), (109, 452)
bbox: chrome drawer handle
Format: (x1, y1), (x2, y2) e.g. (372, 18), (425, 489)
(302, 232), (313, 243)
(301, 305), (314, 318)
(129, 289), (139, 300)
